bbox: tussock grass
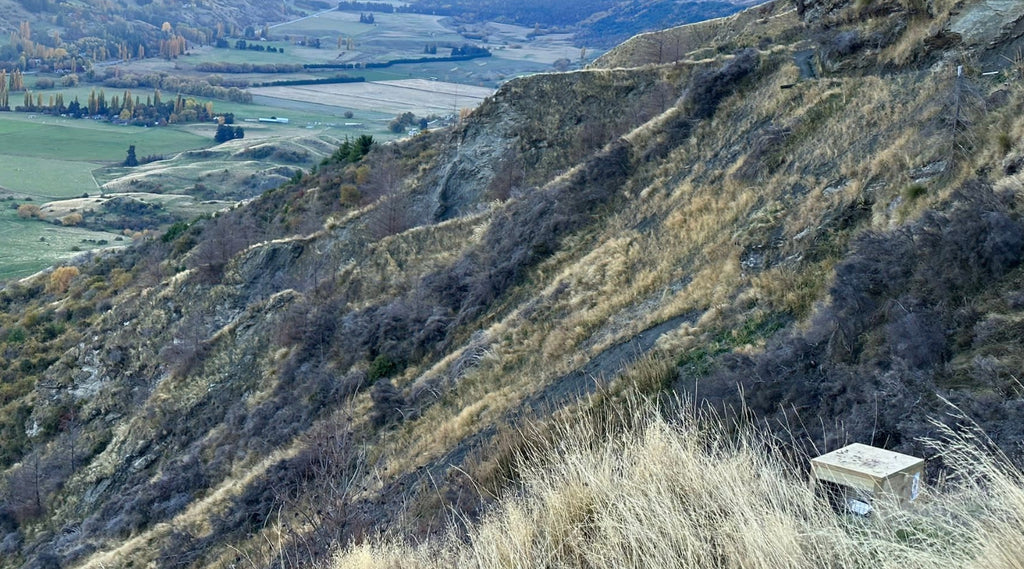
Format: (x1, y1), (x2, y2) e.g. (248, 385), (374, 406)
(334, 399), (1024, 569)
(375, 51), (998, 481)
(78, 444), (303, 569)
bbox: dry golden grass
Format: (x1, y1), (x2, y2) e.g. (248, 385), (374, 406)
(77, 13), (1024, 565)
(333, 398), (1024, 569)
(372, 51), (1011, 484)
(78, 444), (303, 569)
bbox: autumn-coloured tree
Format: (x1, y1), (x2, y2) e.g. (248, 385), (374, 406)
(16, 204), (42, 219)
(8, 69), (24, 92)
(61, 213), (83, 226)
(47, 266), (80, 294)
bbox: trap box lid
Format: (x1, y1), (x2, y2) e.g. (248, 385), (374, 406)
(811, 443), (924, 495)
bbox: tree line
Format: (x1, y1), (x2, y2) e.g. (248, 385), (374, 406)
(195, 62), (303, 74)
(214, 38), (285, 53)
(304, 44), (490, 71)
(100, 72), (253, 104)
(253, 76), (365, 88)
(5, 87), (217, 126)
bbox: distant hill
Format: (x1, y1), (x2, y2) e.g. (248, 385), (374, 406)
(373, 0), (762, 46)
(0, 0), (291, 69)
(0, 0), (288, 33)
(0, 0), (758, 59)
(576, 0), (762, 46)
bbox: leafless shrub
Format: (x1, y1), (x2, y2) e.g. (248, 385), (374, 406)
(370, 379), (407, 427)
(159, 314), (213, 378)
(361, 148), (403, 203)
(940, 65), (986, 163)
(692, 181), (1024, 455)
(189, 210), (259, 281)
(449, 330), (492, 383)
(367, 191), (414, 239)
(685, 48), (759, 119)
(199, 416), (365, 569)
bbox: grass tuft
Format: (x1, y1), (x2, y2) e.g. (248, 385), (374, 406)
(333, 397), (1024, 569)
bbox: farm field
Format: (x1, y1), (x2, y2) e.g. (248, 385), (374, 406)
(0, 207), (124, 281)
(0, 155), (97, 200)
(26, 85), (400, 138)
(0, 111), (217, 200)
(272, 10), (463, 56)
(105, 8), (600, 90)
(0, 112), (215, 281)
(0, 6), (602, 281)
(208, 98), (397, 135)
(251, 79), (495, 116)
(0, 112), (210, 166)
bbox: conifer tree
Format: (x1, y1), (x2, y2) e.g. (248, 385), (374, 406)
(124, 145), (139, 167)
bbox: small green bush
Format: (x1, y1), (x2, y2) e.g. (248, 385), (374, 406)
(997, 132), (1013, 155)
(903, 183), (927, 201)
(368, 354), (398, 380)
(6, 327), (26, 344)
(162, 221), (190, 243)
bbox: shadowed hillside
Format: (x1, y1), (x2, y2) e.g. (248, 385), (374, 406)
(1, 0), (1024, 567)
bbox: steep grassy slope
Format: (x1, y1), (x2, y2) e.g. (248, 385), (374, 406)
(334, 400), (1024, 569)
(1, 0), (1024, 567)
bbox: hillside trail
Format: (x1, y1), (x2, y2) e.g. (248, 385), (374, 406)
(525, 311), (699, 413)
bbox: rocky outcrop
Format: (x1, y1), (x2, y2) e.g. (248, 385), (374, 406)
(426, 67), (675, 220)
(792, 0), (852, 21)
(950, 0), (1024, 47)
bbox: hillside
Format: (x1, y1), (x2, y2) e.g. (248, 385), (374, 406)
(0, 0), (292, 73)
(0, 0), (288, 36)
(0, 0), (754, 57)
(401, 0), (759, 46)
(1, 0), (1024, 567)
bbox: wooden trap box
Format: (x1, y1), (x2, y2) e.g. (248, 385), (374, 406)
(811, 443), (924, 506)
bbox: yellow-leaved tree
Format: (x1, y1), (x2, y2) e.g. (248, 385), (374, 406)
(47, 266), (80, 294)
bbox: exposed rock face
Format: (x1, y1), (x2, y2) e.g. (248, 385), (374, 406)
(792, 0), (852, 21)
(426, 68), (674, 220)
(950, 0), (1024, 46)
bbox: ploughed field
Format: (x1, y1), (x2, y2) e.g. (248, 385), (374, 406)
(251, 79), (495, 116)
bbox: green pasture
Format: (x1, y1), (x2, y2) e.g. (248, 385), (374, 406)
(183, 41), (335, 66)
(214, 98), (394, 133)
(0, 156), (97, 199)
(0, 112), (210, 163)
(0, 112), (212, 201)
(36, 84), (391, 131)
(0, 207), (124, 281)
(272, 11), (385, 39)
